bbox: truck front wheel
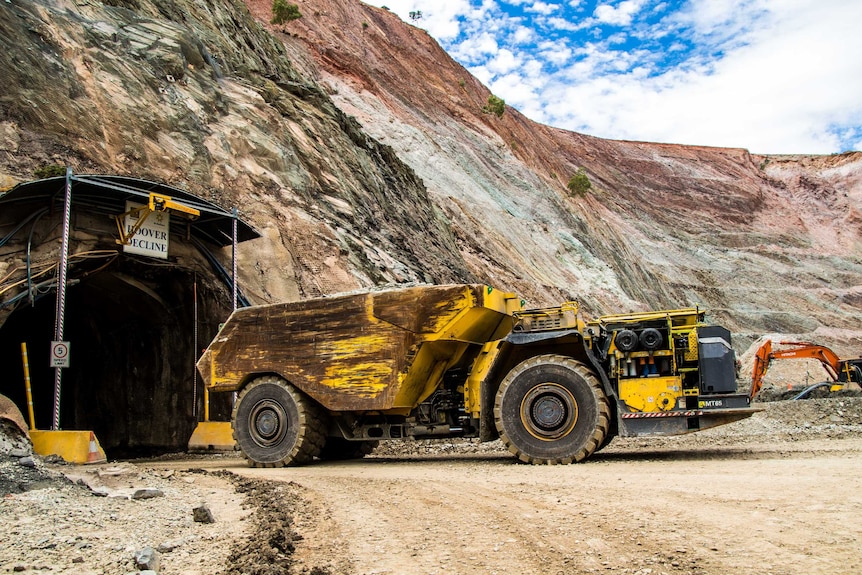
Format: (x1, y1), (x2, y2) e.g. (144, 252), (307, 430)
(232, 376), (325, 467)
(494, 355), (610, 464)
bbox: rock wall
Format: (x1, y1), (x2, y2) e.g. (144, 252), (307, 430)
(0, 0), (472, 306)
(247, 0), (862, 352)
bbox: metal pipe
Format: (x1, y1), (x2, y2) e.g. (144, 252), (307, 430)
(21, 342), (36, 430)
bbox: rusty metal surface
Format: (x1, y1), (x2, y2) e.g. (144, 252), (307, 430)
(197, 284), (516, 412)
(0, 393), (30, 437)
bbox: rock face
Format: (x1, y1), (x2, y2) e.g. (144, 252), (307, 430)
(2, 0), (861, 359)
(248, 0), (862, 352)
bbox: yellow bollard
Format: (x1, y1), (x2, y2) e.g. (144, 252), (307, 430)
(21, 342), (36, 430)
(22, 342), (107, 463)
(204, 386), (210, 422)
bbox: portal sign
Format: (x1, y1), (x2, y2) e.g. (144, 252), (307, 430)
(122, 201), (170, 259)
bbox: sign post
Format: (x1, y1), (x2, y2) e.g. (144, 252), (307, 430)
(51, 167), (73, 430)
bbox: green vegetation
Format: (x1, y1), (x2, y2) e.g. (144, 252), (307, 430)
(34, 164), (67, 179)
(271, 0), (302, 25)
(567, 168), (592, 197)
(409, 10), (423, 21)
(482, 94), (505, 118)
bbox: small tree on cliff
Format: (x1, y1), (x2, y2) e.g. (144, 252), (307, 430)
(567, 168), (592, 197)
(483, 94), (505, 118)
(271, 0), (302, 26)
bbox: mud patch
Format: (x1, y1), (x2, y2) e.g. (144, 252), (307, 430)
(0, 453), (72, 496)
(0, 420), (71, 496)
(214, 471), (333, 575)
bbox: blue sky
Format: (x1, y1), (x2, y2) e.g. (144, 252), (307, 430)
(364, 0), (862, 154)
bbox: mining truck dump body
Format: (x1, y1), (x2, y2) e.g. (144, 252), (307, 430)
(197, 284), (523, 412)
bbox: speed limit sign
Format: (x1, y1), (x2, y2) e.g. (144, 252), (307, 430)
(50, 341), (70, 368)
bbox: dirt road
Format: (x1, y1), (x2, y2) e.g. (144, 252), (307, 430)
(147, 434), (862, 575)
(4, 399), (861, 574)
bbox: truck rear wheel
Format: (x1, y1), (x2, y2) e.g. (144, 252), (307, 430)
(232, 376), (325, 467)
(494, 355), (610, 464)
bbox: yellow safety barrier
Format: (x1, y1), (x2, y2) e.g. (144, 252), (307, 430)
(30, 430), (107, 464)
(187, 386), (236, 451)
(21, 342), (107, 464)
(187, 421), (235, 451)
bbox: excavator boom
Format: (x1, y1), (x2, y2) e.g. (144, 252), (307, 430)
(750, 340), (843, 398)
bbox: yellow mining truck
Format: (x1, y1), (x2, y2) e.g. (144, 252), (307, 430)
(197, 284), (758, 466)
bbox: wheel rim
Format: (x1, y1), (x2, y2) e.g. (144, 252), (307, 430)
(520, 383), (578, 441)
(248, 399), (289, 448)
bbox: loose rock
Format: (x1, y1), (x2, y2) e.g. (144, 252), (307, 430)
(17, 456), (36, 468)
(193, 503), (215, 523)
(132, 488), (165, 500)
(134, 546), (159, 571)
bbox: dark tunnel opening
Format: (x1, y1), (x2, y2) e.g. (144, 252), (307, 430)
(0, 259), (235, 458)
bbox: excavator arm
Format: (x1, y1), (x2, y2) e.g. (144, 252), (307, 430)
(749, 340), (843, 399)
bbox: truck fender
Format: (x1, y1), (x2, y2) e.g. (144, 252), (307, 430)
(477, 330), (617, 441)
(505, 329), (616, 397)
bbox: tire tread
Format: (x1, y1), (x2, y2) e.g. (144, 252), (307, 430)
(494, 354), (611, 465)
(232, 375), (326, 467)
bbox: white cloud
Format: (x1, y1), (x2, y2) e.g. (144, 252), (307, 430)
(546, 16), (589, 32)
(537, 38), (572, 66)
(526, 2), (560, 15)
(449, 31), (500, 63)
(593, 0), (648, 26)
(364, 0), (862, 153)
(486, 48), (521, 74)
(511, 25), (534, 44)
(365, 0), (473, 40)
(544, 0), (862, 152)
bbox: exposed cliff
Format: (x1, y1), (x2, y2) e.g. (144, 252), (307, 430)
(0, 0), (472, 305)
(2, 0), (861, 355)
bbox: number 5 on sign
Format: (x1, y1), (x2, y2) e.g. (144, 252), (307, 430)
(50, 341), (70, 368)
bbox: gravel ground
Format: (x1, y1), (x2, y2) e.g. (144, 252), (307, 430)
(1, 397), (860, 574)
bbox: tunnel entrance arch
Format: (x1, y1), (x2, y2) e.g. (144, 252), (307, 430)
(0, 174), (258, 456)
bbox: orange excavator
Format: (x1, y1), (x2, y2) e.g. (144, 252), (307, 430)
(750, 339), (862, 399)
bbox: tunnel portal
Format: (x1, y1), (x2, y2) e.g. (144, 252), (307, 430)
(0, 175), (258, 456)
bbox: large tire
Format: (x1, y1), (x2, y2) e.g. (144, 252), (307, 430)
(232, 376), (326, 467)
(594, 433), (614, 453)
(318, 437), (379, 461)
(494, 355), (610, 464)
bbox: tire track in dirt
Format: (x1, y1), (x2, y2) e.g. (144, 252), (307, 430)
(219, 440), (862, 575)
